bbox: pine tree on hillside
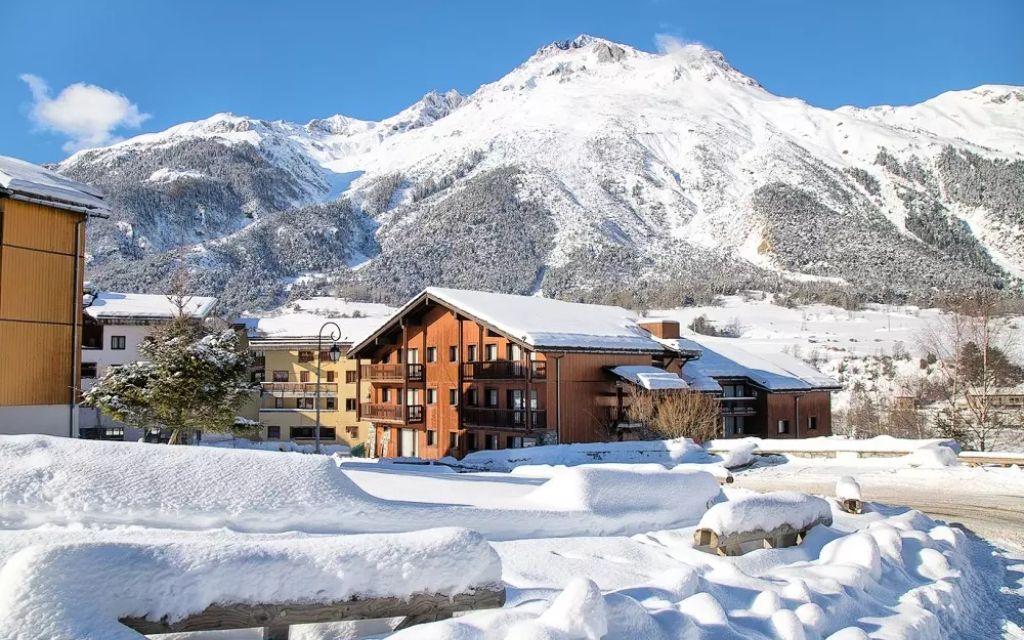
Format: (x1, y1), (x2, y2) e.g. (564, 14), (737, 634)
(83, 315), (254, 444)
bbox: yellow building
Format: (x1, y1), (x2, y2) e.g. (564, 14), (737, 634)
(250, 337), (372, 453)
(0, 156), (109, 436)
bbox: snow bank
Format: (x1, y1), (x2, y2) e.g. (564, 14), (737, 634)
(715, 440), (757, 468)
(0, 528), (500, 640)
(902, 444), (959, 468)
(698, 491), (832, 537)
(522, 465), (720, 515)
(836, 476), (863, 501)
(458, 437), (711, 472)
(710, 435), (960, 455)
(202, 435), (351, 456)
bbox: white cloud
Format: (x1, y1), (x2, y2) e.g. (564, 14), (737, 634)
(20, 74), (150, 153)
(654, 33), (706, 54)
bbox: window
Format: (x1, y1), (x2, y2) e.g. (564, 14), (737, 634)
(381, 388), (391, 403)
(486, 434), (498, 449)
(778, 420), (790, 434)
(320, 427), (336, 439)
(326, 371), (336, 382)
(507, 344), (522, 361)
(467, 344), (478, 362)
(345, 371), (357, 383)
(426, 346), (437, 363)
(273, 370), (289, 382)
(449, 346), (458, 362)
(300, 371), (311, 383)
(110, 335), (126, 350)
(427, 388), (437, 405)
(449, 388), (458, 406)
(266, 426), (281, 439)
(807, 416), (818, 431)
(291, 427), (314, 438)
(319, 351), (332, 362)
(426, 430), (436, 446)
(506, 436), (522, 449)
(326, 397), (336, 410)
(346, 426), (359, 438)
(274, 397), (284, 409)
(466, 433), (477, 451)
(406, 348), (419, 364)
(297, 398), (314, 410)
(485, 344), (498, 361)
(466, 388), (478, 406)
(251, 370), (265, 383)
(298, 351), (314, 362)
(724, 416), (745, 436)
(449, 432), (458, 449)
(485, 388), (499, 408)
(81, 362), (97, 378)
(345, 398), (357, 411)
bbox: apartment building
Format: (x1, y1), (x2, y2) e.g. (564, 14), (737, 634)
(78, 291), (218, 439)
(647, 321), (841, 438)
(348, 288), (684, 459)
(0, 156), (108, 436)
(250, 337), (372, 452)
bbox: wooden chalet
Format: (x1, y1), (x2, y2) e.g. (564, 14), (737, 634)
(348, 288), (684, 459)
(0, 156), (108, 436)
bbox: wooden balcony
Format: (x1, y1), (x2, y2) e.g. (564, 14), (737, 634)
(462, 407), (547, 429)
(261, 382), (336, 397)
(361, 363), (425, 383)
(462, 360), (547, 381)
(720, 398), (756, 417)
(361, 403), (424, 424)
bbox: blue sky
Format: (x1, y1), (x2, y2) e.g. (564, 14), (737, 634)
(3, 0), (1022, 163)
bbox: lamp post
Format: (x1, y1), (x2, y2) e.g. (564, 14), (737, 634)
(315, 321), (343, 454)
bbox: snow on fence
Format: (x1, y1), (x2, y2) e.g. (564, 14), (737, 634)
(707, 435), (961, 464)
(836, 476), (865, 514)
(455, 437), (713, 472)
(0, 529), (503, 640)
(694, 491), (833, 556)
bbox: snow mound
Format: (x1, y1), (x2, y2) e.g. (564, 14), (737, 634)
(716, 441), (757, 468)
(0, 528), (500, 640)
(903, 444), (959, 468)
(522, 465), (721, 515)
(0, 434), (380, 530)
(698, 491), (833, 536)
(836, 476), (863, 501)
(459, 437), (710, 472)
(709, 435), (960, 455)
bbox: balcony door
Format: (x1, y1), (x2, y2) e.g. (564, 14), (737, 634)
(406, 348), (419, 364)
(399, 428), (418, 457)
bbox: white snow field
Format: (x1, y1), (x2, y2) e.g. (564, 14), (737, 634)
(0, 435), (1020, 639)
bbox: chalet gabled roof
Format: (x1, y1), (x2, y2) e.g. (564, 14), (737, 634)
(84, 292), (217, 322)
(348, 287), (670, 356)
(0, 155), (109, 215)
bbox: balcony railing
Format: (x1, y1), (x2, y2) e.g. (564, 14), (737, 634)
(462, 407), (547, 429)
(361, 363), (425, 382)
(261, 382), (336, 397)
(462, 360), (547, 380)
(360, 403), (424, 424)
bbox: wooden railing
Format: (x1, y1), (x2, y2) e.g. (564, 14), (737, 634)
(361, 363), (425, 382)
(261, 382), (336, 396)
(462, 360), (546, 380)
(361, 403), (424, 424)
(462, 407), (546, 429)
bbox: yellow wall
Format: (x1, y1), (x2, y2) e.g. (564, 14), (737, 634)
(255, 347), (371, 450)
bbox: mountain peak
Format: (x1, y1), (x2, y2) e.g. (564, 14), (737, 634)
(532, 34), (635, 63)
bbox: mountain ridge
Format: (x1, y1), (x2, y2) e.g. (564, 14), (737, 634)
(57, 34), (1024, 312)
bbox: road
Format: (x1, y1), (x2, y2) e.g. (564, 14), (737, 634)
(732, 473), (1024, 550)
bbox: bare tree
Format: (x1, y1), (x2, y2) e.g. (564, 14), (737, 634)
(627, 388), (720, 443)
(166, 259), (195, 318)
(919, 293), (1023, 451)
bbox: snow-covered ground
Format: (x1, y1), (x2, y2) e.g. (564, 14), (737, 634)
(1, 435), (1022, 639)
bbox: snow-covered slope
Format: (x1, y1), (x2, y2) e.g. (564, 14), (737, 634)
(59, 35), (1024, 312)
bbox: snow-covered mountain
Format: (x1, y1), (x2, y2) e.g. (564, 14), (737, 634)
(59, 35), (1024, 312)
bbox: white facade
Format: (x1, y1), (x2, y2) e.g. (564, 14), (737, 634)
(0, 405), (75, 437)
(78, 323), (153, 437)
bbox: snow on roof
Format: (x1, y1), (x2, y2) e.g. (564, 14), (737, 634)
(84, 291), (217, 321)
(610, 365), (689, 390)
(240, 298), (396, 345)
(669, 334), (840, 391)
(354, 288), (669, 354)
(0, 155), (109, 214)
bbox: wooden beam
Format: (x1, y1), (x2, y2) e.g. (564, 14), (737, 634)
(120, 587), (505, 636)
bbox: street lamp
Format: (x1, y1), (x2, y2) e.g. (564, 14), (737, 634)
(315, 321), (344, 454)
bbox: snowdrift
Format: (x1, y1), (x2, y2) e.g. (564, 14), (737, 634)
(0, 528), (499, 640)
(708, 435), (960, 455)
(0, 436), (718, 539)
(456, 437), (712, 471)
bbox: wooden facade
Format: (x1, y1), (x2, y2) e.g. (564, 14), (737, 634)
(0, 197), (87, 433)
(351, 294), (677, 460)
